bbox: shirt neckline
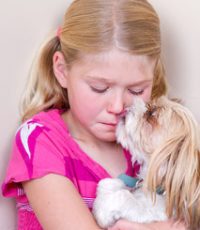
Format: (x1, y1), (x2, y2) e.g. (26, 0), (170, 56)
(49, 109), (133, 179)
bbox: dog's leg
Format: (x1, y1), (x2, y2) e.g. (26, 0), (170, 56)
(93, 178), (133, 228)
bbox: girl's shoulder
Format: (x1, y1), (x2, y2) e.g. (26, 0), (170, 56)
(20, 109), (68, 130)
(16, 109), (70, 143)
(2, 109), (77, 199)
(12, 109), (77, 163)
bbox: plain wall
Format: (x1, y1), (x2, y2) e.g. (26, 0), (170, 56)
(0, 1), (199, 229)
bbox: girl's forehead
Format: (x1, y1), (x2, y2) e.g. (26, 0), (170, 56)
(69, 49), (156, 85)
(79, 49), (154, 63)
(75, 49), (156, 70)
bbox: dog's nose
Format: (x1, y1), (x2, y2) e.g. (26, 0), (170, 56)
(118, 110), (127, 119)
(116, 110), (127, 123)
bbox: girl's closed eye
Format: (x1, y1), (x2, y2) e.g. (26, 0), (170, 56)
(128, 88), (144, 95)
(90, 85), (109, 93)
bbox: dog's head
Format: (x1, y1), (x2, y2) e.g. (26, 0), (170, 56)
(116, 96), (200, 229)
(116, 96), (177, 164)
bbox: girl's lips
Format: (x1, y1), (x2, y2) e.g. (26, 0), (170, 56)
(101, 122), (117, 126)
(106, 123), (117, 127)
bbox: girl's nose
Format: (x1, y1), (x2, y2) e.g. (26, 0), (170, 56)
(107, 94), (125, 115)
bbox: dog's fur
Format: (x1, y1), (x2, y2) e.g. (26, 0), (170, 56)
(93, 96), (200, 230)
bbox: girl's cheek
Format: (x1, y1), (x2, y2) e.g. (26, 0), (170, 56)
(143, 88), (152, 102)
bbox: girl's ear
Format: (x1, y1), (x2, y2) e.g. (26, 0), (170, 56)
(53, 51), (69, 88)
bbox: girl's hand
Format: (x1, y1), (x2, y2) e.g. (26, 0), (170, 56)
(108, 219), (186, 230)
(108, 219), (148, 230)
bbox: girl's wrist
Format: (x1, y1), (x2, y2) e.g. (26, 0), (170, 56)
(148, 220), (185, 230)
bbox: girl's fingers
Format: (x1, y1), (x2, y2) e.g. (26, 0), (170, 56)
(107, 219), (144, 230)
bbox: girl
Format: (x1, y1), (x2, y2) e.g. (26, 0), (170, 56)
(2, 0), (185, 229)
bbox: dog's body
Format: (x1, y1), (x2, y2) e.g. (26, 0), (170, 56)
(93, 178), (167, 228)
(93, 97), (200, 230)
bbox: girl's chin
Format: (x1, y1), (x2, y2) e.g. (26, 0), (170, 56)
(96, 133), (117, 142)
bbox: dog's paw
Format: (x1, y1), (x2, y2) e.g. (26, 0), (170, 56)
(97, 178), (126, 193)
(93, 207), (123, 228)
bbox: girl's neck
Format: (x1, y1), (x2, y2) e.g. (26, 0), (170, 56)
(62, 110), (127, 177)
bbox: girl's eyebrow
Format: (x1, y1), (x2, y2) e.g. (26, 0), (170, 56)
(85, 76), (112, 83)
(85, 76), (153, 86)
(128, 79), (153, 87)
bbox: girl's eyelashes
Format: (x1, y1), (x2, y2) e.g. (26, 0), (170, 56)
(90, 87), (144, 95)
(89, 83), (145, 95)
(128, 89), (144, 95)
(90, 86), (109, 93)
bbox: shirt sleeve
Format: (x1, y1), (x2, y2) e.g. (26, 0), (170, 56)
(2, 119), (66, 198)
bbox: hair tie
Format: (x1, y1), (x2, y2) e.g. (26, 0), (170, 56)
(56, 26), (62, 39)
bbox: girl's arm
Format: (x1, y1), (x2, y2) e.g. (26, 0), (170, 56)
(108, 219), (186, 230)
(23, 173), (102, 230)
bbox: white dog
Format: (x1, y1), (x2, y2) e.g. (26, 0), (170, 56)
(93, 96), (200, 230)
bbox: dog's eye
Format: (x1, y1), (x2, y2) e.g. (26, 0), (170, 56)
(144, 105), (158, 125)
(146, 105), (157, 117)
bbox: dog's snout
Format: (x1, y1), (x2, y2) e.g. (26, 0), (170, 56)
(118, 110), (127, 122)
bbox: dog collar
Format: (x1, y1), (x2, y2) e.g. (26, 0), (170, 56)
(118, 174), (166, 196)
(118, 173), (141, 188)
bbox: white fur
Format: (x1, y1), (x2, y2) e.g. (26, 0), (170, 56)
(93, 178), (167, 228)
(93, 98), (167, 228)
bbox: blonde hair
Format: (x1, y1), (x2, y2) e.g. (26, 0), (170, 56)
(146, 98), (200, 229)
(21, 0), (167, 121)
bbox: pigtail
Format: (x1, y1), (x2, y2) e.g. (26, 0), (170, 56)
(20, 32), (69, 122)
(151, 58), (168, 100)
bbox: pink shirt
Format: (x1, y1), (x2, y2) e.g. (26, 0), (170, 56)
(2, 109), (140, 229)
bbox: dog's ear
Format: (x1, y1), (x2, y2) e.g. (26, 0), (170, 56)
(147, 135), (200, 225)
(146, 107), (200, 229)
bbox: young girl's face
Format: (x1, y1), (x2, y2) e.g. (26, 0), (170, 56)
(62, 49), (155, 142)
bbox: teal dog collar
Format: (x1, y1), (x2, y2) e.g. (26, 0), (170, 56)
(118, 173), (140, 188)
